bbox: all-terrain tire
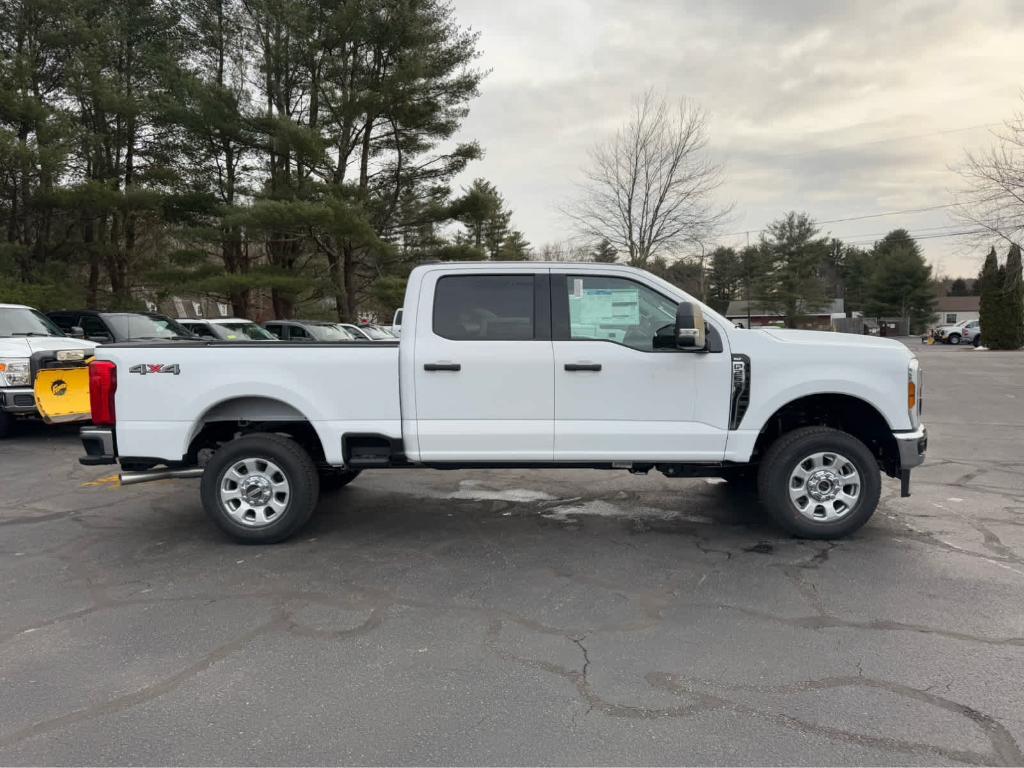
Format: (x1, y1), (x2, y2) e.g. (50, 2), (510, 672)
(200, 433), (319, 544)
(757, 426), (881, 539)
(948, 333), (961, 345)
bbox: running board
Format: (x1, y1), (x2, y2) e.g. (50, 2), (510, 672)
(120, 467), (204, 486)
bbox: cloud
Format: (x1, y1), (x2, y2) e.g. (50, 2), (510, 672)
(451, 0), (1024, 274)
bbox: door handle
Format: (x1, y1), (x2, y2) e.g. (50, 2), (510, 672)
(564, 363), (602, 372)
(424, 362), (461, 372)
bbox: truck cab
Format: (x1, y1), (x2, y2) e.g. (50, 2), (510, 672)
(78, 262), (926, 543)
(0, 303), (96, 437)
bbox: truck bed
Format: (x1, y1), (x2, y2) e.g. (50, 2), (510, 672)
(103, 341), (401, 465)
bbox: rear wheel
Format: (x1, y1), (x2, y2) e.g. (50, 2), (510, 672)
(973, 335), (982, 347)
(757, 426), (880, 539)
(200, 433), (319, 544)
(948, 333), (961, 345)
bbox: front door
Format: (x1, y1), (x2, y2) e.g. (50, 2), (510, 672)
(413, 271), (554, 461)
(551, 271), (731, 462)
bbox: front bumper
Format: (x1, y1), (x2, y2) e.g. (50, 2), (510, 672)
(0, 387), (37, 414)
(894, 426), (927, 469)
(80, 426), (117, 465)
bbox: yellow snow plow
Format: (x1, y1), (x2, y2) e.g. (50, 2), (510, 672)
(32, 350), (93, 424)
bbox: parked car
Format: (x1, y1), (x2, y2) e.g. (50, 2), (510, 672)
(339, 322), (394, 341)
(48, 310), (197, 344)
(178, 318), (278, 341)
(0, 303), (95, 437)
(934, 319), (980, 346)
(80, 262), (926, 544)
(262, 319), (359, 342)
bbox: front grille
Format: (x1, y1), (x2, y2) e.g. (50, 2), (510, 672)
(729, 354), (751, 430)
(13, 394), (35, 407)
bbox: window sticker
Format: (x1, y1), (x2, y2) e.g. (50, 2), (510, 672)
(569, 286), (640, 340)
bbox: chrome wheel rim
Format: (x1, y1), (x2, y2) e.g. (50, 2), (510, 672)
(788, 451), (861, 522)
(219, 458), (290, 527)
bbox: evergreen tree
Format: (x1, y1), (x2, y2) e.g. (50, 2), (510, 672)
(590, 238), (618, 263)
(865, 231), (936, 332)
(978, 247), (1001, 347)
(705, 246), (741, 314)
(948, 277), (971, 297)
(760, 211), (829, 327)
(1003, 243), (1023, 349)
(498, 230), (531, 260)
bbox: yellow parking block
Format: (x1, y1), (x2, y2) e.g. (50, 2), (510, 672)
(34, 366), (92, 424)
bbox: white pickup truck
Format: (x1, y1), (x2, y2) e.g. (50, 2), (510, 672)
(79, 262), (926, 543)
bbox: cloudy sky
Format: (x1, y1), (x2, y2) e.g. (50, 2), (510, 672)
(449, 0), (1024, 276)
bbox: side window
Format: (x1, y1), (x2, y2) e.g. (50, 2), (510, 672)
(289, 325), (312, 340)
(433, 275), (535, 341)
(264, 324), (284, 339)
(49, 314), (75, 332)
(563, 275), (677, 352)
(80, 315), (112, 341)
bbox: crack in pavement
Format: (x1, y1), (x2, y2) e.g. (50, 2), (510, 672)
(0, 607), (290, 751)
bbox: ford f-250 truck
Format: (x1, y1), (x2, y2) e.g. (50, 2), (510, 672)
(79, 262), (927, 543)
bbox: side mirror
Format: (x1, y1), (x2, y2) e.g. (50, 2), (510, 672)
(675, 301), (707, 351)
(69, 326), (85, 339)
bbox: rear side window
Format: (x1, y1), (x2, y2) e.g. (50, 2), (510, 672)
(264, 324), (283, 339)
(433, 275), (535, 341)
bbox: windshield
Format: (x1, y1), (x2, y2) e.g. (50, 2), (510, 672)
(219, 322), (277, 340)
(104, 314), (195, 340)
(308, 324), (355, 342)
(359, 325), (393, 340)
(0, 307), (66, 338)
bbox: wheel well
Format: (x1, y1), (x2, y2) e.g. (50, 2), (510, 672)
(185, 397), (326, 467)
(751, 394), (900, 477)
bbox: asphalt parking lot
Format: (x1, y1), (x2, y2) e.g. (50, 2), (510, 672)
(2, 339), (1023, 766)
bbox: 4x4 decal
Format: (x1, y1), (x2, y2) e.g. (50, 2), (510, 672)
(128, 363), (180, 375)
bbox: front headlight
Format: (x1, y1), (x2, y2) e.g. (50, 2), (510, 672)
(908, 357), (921, 423)
(0, 357), (31, 387)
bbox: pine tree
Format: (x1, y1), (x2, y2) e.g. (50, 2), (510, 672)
(978, 247), (1001, 348)
(1003, 243), (1023, 349)
(760, 212), (829, 327)
(590, 238), (618, 263)
(865, 230), (936, 333)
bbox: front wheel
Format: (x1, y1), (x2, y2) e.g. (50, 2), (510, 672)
(973, 335), (982, 348)
(0, 410), (11, 439)
(200, 433), (319, 544)
(757, 427), (881, 539)
(948, 333), (961, 345)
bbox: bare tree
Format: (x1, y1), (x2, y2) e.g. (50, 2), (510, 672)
(565, 90), (729, 268)
(954, 97), (1024, 246)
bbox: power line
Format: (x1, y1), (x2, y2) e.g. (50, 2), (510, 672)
(843, 227), (989, 247)
(718, 202), (961, 239)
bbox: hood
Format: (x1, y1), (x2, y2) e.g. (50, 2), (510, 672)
(0, 336), (96, 357)
(760, 328), (907, 351)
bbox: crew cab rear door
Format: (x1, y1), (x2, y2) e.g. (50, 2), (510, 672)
(411, 269), (554, 461)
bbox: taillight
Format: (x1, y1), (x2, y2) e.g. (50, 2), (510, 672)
(89, 360), (117, 427)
